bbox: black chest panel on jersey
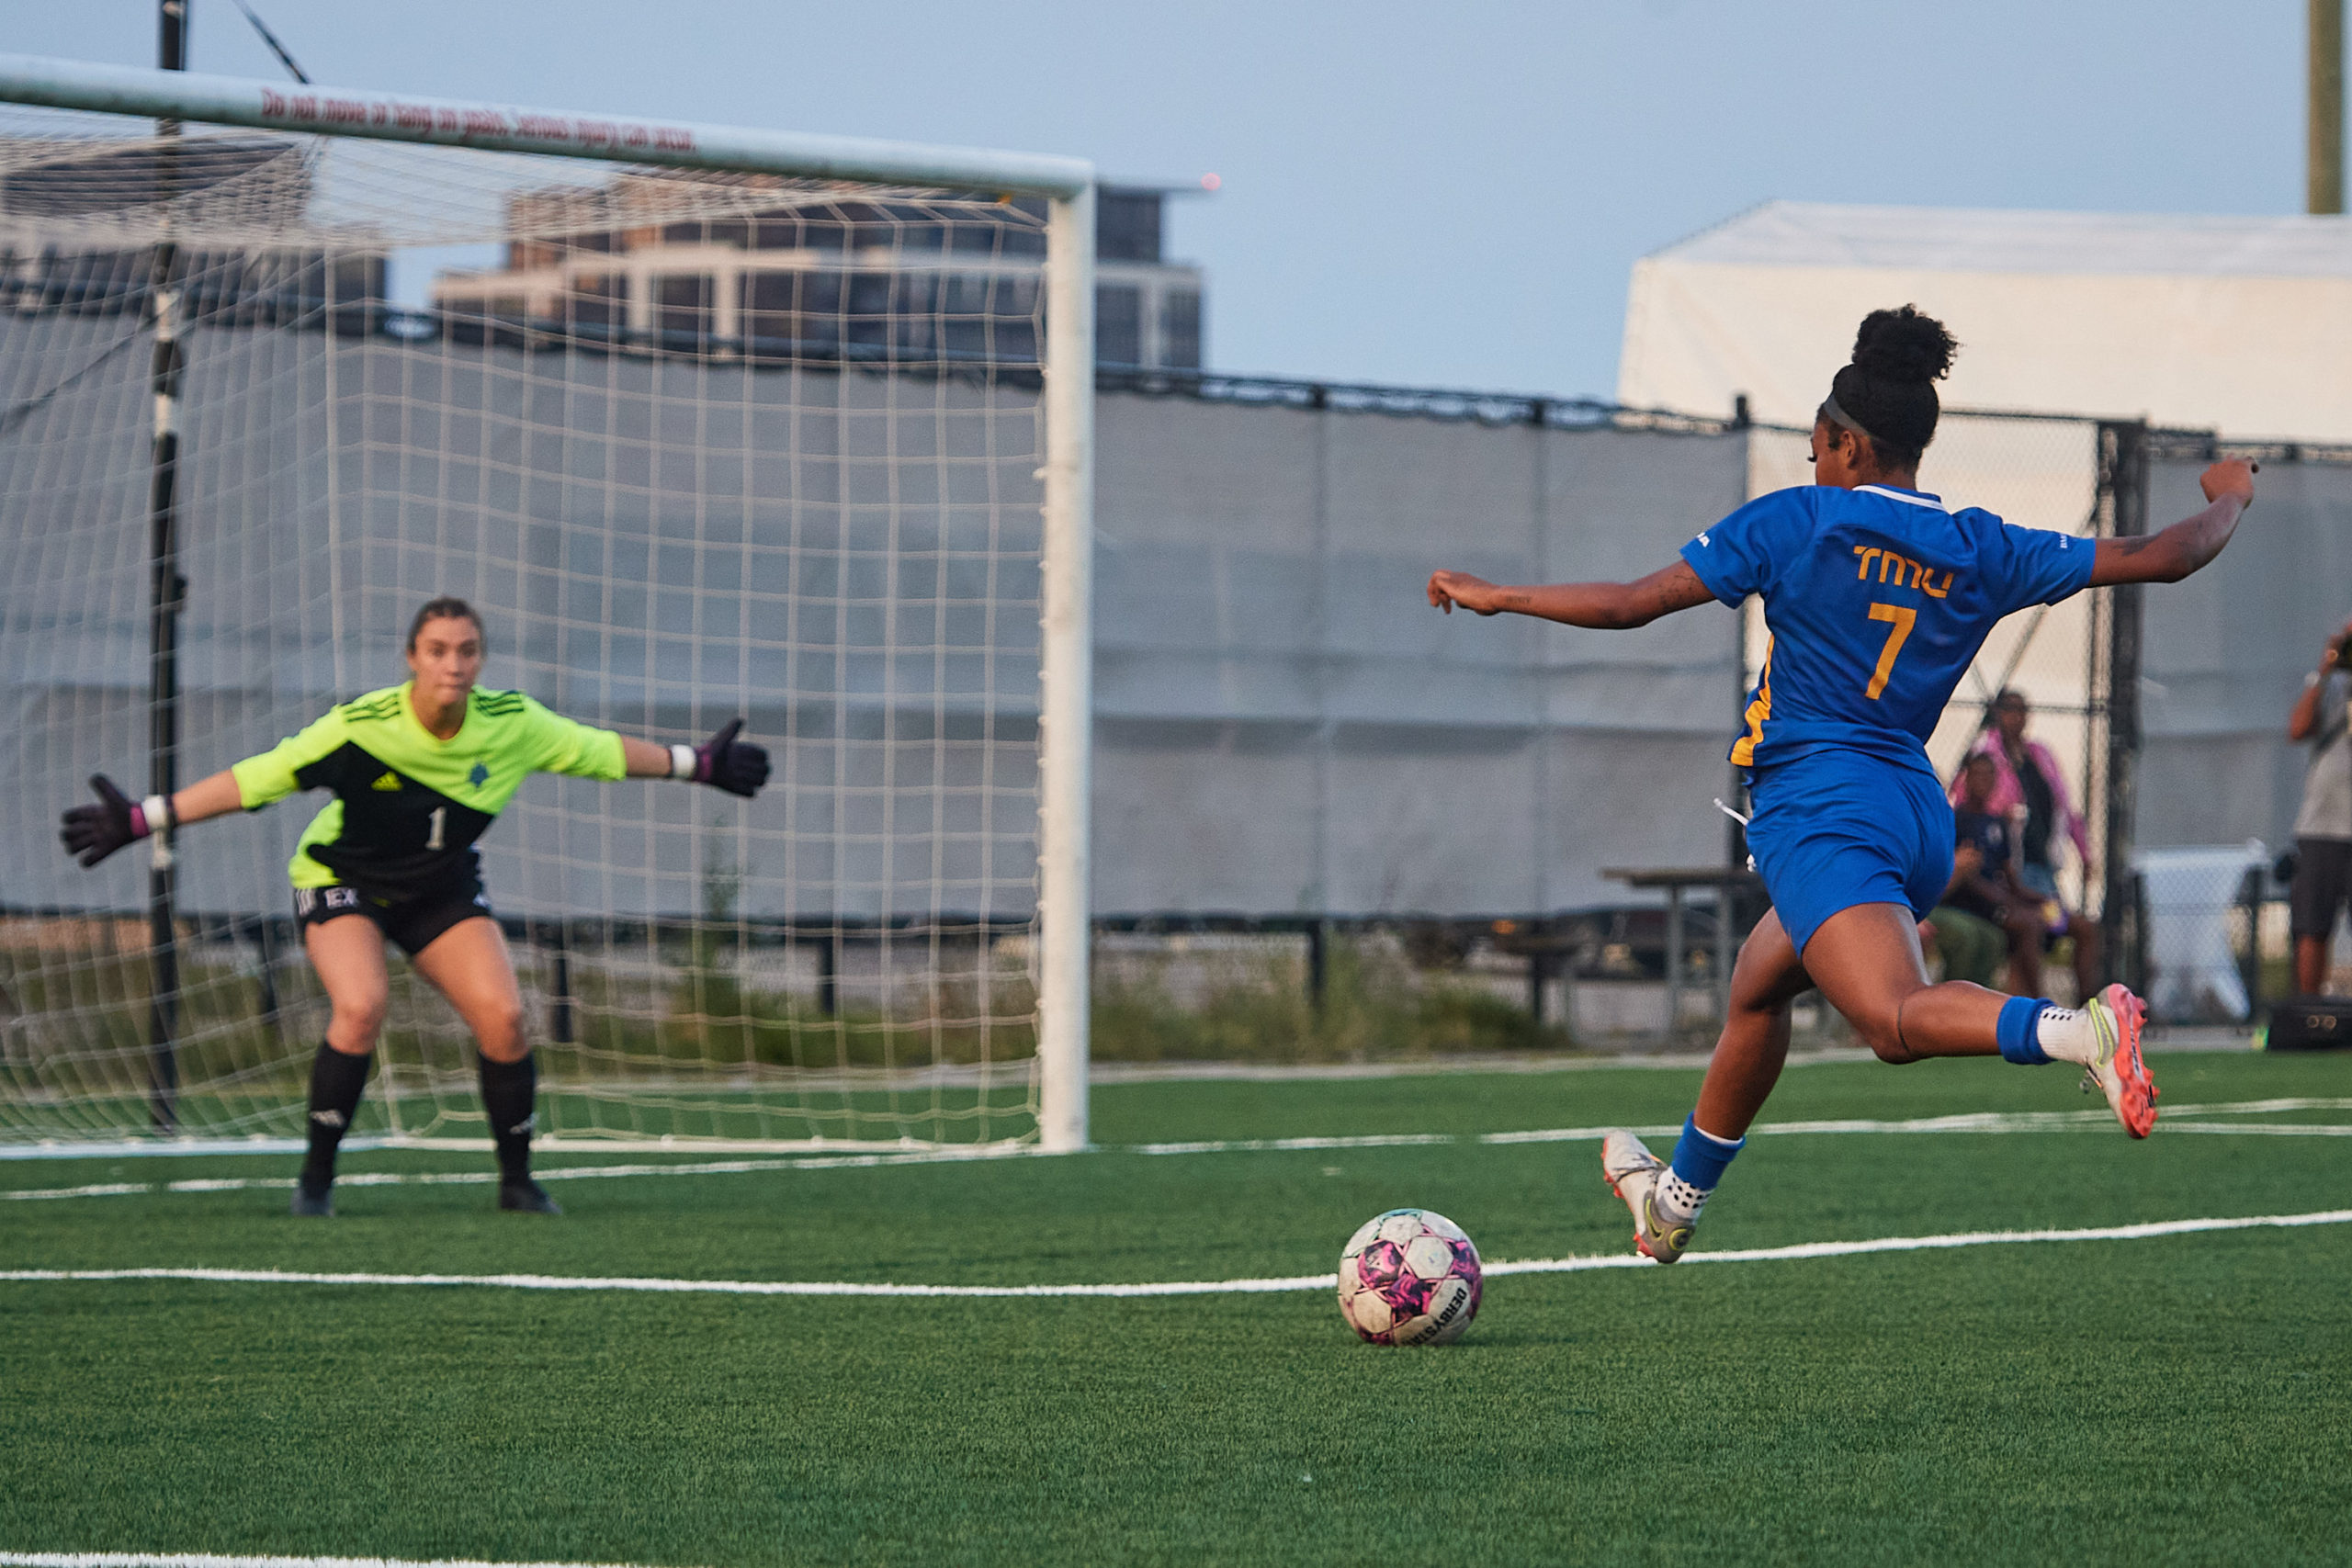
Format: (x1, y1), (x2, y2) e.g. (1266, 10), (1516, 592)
(295, 741), (497, 900)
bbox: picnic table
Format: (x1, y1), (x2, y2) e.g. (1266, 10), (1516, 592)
(1600, 865), (1763, 1041)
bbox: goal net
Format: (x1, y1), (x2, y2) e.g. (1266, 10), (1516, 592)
(0, 62), (1094, 1154)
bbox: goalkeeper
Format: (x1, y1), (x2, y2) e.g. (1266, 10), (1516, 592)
(59, 596), (770, 1217)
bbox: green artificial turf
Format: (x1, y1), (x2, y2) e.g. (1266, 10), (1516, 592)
(3, 1052), (2348, 1565)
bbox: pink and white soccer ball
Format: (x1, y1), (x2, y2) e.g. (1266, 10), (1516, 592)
(1337, 1208), (1483, 1345)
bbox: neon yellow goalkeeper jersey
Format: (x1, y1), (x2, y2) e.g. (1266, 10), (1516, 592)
(231, 682), (627, 898)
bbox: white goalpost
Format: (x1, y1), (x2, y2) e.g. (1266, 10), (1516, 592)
(0, 53), (1094, 1155)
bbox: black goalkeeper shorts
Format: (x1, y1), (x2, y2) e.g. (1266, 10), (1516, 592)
(293, 878), (493, 958)
(2290, 838), (2352, 942)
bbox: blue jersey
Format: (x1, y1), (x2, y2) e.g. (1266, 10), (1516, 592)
(1679, 484), (2095, 773)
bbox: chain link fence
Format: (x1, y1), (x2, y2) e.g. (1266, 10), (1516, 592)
(2126, 433), (2352, 1022)
(1089, 408), (2347, 1044)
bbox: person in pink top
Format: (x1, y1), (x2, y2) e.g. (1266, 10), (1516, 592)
(1954, 688), (2101, 999)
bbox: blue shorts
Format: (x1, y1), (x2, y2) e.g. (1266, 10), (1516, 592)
(1746, 751), (1955, 955)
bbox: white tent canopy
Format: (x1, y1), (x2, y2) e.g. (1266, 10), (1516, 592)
(1619, 200), (2352, 441)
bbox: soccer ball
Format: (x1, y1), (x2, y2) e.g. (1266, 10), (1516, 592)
(1337, 1208), (1483, 1345)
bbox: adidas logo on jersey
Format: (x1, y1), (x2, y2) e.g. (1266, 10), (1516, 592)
(371, 772), (401, 791)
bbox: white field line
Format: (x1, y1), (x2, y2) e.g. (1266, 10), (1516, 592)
(4, 1099), (2349, 1202)
(2139, 1122), (2352, 1135)
(2153, 1096), (2352, 1114)
(0, 1146), (1037, 1201)
(0, 1134), (1030, 1161)
(1135, 1133), (1466, 1155)
(3, 1092), (2341, 1165)
(2, 1208), (2346, 1299)
(1144, 1098), (2352, 1154)
(0, 1051), (1881, 1163)
(0, 1554), (679, 1568)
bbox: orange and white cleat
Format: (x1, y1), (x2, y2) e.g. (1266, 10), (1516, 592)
(2083, 983), (2157, 1137)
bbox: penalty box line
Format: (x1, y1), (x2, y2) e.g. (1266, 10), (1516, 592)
(5, 1098), (2352, 1203)
(2, 1208), (2347, 1299)
(0, 1555), (677, 1568)
(1138, 1096), (2352, 1154)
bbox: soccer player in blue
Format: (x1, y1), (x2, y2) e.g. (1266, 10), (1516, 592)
(1426, 307), (2257, 1262)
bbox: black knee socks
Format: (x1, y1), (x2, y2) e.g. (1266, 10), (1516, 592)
(477, 1052), (538, 1184)
(300, 1044), (537, 1191)
(300, 1042), (372, 1193)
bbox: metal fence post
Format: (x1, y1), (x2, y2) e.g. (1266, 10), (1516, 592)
(2239, 864), (2267, 1021)
(1306, 919), (1329, 1016)
(2096, 421), (2149, 997)
(817, 931), (838, 1019)
(142, 10), (191, 1132)
(544, 919), (574, 1045)
(244, 914), (283, 1042)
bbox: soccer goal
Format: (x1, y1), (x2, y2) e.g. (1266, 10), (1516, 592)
(0, 54), (1094, 1155)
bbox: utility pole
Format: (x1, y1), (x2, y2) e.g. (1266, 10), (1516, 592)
(145, 0), (190, 1129)
(2313, 0), (2344, 214)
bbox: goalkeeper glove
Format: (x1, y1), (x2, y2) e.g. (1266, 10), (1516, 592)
(673, 720), (770, 798)
(61, 774), (169, 868)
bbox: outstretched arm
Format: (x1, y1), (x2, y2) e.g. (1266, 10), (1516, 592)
(2089, 459), (2256, 587)
(1426, 559), (1716, 629)
(524, 696), (767, 797)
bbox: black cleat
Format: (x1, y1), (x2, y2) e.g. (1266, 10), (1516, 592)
(289, 1180), (334, 1218)
(497, 1178), (561, 1215)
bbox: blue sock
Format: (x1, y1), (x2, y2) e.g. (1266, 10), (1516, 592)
(1996, 995), (2053, 1065)
(1668, 1114), (1745, 1190)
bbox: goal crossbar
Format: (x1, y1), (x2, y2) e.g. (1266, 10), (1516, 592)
(0, 53), (1091, 196)
(0, 54), (1099, 1155)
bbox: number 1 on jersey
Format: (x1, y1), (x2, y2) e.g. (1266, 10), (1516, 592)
(1863, 603), (1917, 700)
(426, 806), (446, 851)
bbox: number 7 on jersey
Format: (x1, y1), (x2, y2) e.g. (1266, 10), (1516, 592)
(1863, 603), (1917, 700)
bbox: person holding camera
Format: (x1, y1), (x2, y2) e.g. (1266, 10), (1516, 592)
(2284, 619), (2352, 995)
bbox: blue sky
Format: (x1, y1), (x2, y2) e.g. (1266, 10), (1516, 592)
(13, 0), (2307, 401)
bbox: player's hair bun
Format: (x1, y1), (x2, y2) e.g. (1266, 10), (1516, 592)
(1850, 306), (1957, 385)
(1823, 305), (1958, 464)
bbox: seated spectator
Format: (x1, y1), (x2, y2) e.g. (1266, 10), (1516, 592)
(1958, 689), (2101, 999)
(1924, 840), (2007, 987)
(1934, 751), (2048, 990)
